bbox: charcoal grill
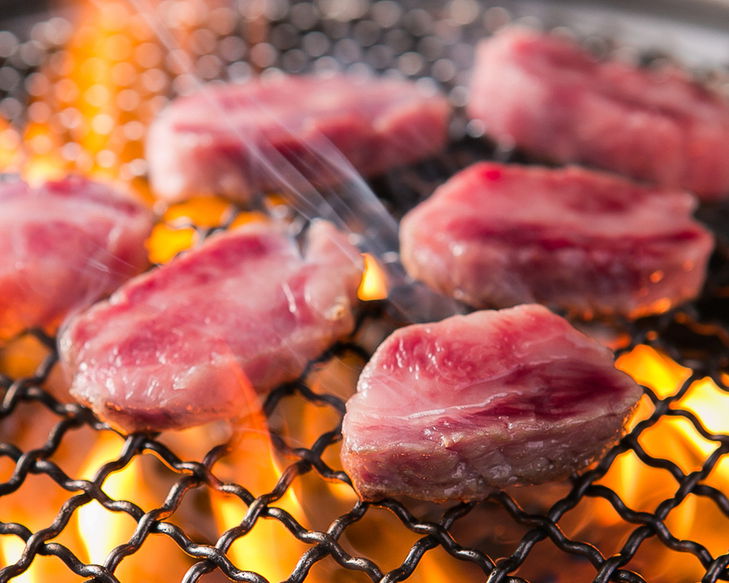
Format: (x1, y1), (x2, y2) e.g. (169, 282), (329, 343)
(2, 1), (729, 582)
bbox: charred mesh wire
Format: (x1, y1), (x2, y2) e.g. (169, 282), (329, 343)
(2, 1), (729, 582)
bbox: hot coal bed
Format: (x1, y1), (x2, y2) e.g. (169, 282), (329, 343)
(2, 1), (729, 582)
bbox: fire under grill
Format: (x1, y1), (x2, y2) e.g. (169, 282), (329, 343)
(2, 1), (729, 582)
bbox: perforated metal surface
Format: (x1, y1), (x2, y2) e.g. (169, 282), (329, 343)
(2, 1), (729, 582)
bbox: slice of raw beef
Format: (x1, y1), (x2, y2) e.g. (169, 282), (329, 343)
(400, 162), (713, 318)
(468, 27), (729, 200)
(59, 220), (362, 433)
(147, 74), (450, 203)
(341, 305), (642, 502)
(0, 176), (152, 340)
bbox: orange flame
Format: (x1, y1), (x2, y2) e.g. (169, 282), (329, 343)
(0, 402), (94, 583)
(21, 0), (179, 192)
(566, 344), (729, 581)
(0, 537), (36, 583)
(210, 415), (310, 581)
(75, 432), (140, 565)
(72, 430), (199, 581)
(358, 253), (389, 301)
(146, 196), (271, 264)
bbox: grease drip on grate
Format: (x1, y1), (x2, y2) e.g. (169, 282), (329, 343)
(2, 1), (729, 582)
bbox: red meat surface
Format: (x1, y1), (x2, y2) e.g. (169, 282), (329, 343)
(468, 27), (729, 200)
(60, 220), (363, 433)
(400, 162), (713, 318)
(147, 74), (450, 202)
(0, 176), (152, 340)
(341, 305), (642, 502)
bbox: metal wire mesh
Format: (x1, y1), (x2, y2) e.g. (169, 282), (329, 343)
(2, 1), (729, 582)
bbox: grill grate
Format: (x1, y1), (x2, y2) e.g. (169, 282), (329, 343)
(2, 1), (729, 582)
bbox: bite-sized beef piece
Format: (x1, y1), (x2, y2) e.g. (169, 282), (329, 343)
(147, 74), (450, 203)
(468, 27), (729, 200)
(400, 162), (713, 318)
(0, 176), (152, 341)
(341, 305), (642, 502)
(59, 220), (362, 433)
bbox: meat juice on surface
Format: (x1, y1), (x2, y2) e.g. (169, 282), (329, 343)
(341, 305), (643, 502)
(60, 220), (363, 433)
(400, 162), (714, 318)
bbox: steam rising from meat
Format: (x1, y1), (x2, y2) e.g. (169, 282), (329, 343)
(147, 75), (451, 204)
(132, 0), (460, 323)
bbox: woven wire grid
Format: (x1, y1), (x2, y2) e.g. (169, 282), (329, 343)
(2, 0), (729, 582)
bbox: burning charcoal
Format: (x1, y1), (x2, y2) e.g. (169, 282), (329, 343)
(341, 305), (643, 502)
(59, 220), (362, 434)
(146, 74), (450, 203)
(400, 162), (714, 318)
(468, 27), (729, 200)
(0, 176), (152, 341)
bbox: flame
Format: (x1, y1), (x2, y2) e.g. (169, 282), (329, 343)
(20, 0), (180, 190)
(358, 253), (389, 301)
(279, 354), (361, 527)
(145, 195), (271, 264)
(417, 547), (474, 582)
(207, 360), (311, 581)
(147, 224), (198, 264)
(163, 196), (232, 226)
(0, 400), (97, 583)
(73, 431), (198, 580)
(23, 1), (119, 181)
(0, 335), (51, 379)
(615, 344), (691, 399)
(75, 432), (141, 564)
(568, 344), (729, 581)
(211, 413), (310, 582)
(604, 345), (695, 513)
(674, 376), (729, 504)
(0, 537), (35, 583)
(676, 376), (729, 443)
(0, 485), (84, 583)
